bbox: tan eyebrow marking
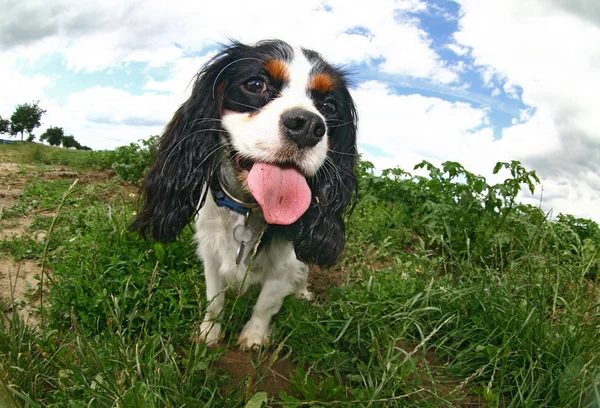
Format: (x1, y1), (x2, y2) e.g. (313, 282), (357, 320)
(310, 73), (336, 93)
(265, 59), (290, 82)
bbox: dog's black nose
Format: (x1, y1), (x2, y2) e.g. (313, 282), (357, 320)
(281, 109), (326, 149)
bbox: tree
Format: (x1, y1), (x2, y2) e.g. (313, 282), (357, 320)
(40, 126), (65, 146)
(10, 102), (46, 141)
(40, 128), (89, 150)
(0, 116), (9, 135)
(61, 135), (82, 149)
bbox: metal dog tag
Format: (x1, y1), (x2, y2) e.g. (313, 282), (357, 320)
(236, 241), (246, 265)
(233, 211), (255, 265)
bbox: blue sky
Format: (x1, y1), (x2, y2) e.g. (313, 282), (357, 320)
(1, 0), (599, 221)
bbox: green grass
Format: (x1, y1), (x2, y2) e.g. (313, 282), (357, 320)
(0, 138), (157, 183)
(0, 142), (109, 171)
(0, 142), (599, 407)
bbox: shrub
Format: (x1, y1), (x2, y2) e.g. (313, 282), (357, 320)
(353, 159), (600, 275)
(102, 135), (159, 184)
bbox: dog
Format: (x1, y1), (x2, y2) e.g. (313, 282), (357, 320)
(131, 39), (357, 350)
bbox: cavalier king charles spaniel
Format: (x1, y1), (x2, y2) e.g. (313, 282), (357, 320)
(131, 39), (357, 350)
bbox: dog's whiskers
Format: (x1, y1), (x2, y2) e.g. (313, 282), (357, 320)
(326, 120), (352, 129)
(321, 157), (355, 197)
(160, 129), (228, 175)
(183, 142), (227, 188)
(328, 148), (358, 156)
(187, 117), (224, 127)
(325, 156), (356, 180)
(228, 100), (261, 111)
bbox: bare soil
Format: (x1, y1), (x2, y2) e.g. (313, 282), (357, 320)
(0, 163), (26, 212)
(308, 264), (348, 297)
(0, 257), (42, 325)
(215, 348), (296, 397)
(0, 163), (119, 326)
(0, 163), (42, 324)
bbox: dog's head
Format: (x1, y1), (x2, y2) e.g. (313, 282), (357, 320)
(131, 40), (358, 266)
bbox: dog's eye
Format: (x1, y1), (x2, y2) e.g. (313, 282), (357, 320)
(244, 79), (267, 94)
(320, 101), (337, 115)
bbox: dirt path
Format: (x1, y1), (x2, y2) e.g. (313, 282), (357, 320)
(0, 162), (131, 328)
(0, 257), (41, 325)
(0, 163), (26, 219)
(0, 163), (43, 325)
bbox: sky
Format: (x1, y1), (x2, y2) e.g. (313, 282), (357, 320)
(1, 0), (600, 222)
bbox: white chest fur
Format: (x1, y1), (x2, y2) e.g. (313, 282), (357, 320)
(194, 193), (267, 289)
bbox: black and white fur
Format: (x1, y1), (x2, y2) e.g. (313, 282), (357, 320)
(131, 40), (357, 350)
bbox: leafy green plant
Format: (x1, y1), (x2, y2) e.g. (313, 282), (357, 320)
(102, 135), (159, 184)
(280, 367), (347, 404)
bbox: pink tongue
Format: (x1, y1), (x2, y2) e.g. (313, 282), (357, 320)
(247, 162), (311, 225)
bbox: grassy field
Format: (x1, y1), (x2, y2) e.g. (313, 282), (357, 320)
(0, 142), (598, 407)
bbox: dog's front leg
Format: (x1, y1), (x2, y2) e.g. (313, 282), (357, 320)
(238, 278), (293, 351)
(196, 258), (225, 346)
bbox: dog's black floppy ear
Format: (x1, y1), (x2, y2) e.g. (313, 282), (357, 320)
(130, 48), (237, 242)
(294, 84), (358, 267)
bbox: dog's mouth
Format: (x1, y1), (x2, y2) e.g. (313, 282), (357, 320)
(233, 154), (311, 225)
(235, 156), (255, 172)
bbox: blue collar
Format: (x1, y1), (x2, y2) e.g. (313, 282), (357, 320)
(212, 177), (261, 215)
(213, 187), (252, 215)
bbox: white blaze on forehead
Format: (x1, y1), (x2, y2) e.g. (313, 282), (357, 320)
(272, 47), (324, 119)
(281, 48), (314, 101)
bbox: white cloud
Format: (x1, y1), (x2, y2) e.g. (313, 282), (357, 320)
(353, 78), (600, 221)
(39, 87), (178, 150)
(0, 57), (53, 116)
(0, 0), (455, 83)
(353, 81), (497, 174)
(452, 0), (600, 220)
(143, 54), (215, 99)
(446, 43), (469, 57)
(0, 0), (460, 153)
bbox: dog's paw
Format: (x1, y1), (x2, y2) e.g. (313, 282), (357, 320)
(238, 321), (270, 351)
(295, 288), (314, 302)
(193, 321), (222, 347)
